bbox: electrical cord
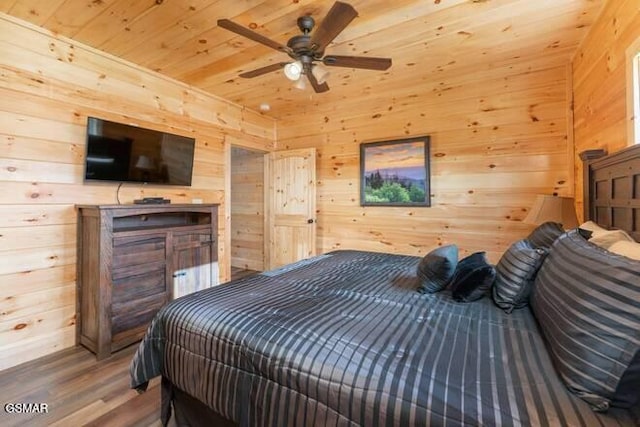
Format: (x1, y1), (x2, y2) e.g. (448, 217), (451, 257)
(116, 182), (123, 205)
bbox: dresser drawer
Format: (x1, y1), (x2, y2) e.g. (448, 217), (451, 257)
(112, 264), (167, 305)
(173, 232), (215, 250)
(112, 235), (166, 269)
(111, 293), (167, 350)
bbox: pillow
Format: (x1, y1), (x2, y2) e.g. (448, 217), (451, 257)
(577, 227), (593, 239)
(589, 229), (635, 249)
(608, 240), (640, 260)
(492, 239), (548, 313)
(579, 220), (608, 233)
(416, 245), (458, 293)
(448, 252), (495, 302)
(530, 229), (640, 411)
(578, 221), (636, 249)
(527, 221), (564, 249)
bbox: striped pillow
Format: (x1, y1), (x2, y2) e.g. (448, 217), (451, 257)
(527, 221), (564, 248)
(530, 230), (640, 411)
(492, 239), (548, 313)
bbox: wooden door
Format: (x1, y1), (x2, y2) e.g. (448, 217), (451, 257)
(171, 231), (218, 299)
(264, 148), (316, 269)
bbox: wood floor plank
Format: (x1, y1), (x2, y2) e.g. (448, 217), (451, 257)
(229, 266), (259, 281)
(0, 345), (162, 427)
(0, 268), (251, 426)
(83, 382), (160, 427)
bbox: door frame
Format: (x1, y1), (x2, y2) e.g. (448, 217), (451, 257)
(227, 142), (268, 278)
(263, 147), (317, 270)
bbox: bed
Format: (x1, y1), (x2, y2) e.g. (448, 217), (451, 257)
(130, 145), (640, 426)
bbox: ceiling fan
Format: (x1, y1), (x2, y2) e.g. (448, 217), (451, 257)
(217, 1), (392, 93)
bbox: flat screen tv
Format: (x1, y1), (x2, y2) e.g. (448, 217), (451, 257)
(84, 117), (196, 186)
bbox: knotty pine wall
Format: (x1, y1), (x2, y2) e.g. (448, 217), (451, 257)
(573, 0), (640, 219)
(230, 146), (265, 271)
(0, 15), (275, 370)
(278, 62), (574, 263)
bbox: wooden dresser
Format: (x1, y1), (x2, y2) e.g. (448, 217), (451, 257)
(76, 204), (219, 359)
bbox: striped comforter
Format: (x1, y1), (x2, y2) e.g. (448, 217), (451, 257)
(130, 250), (638, 426)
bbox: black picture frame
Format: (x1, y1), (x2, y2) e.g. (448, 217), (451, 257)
(360, 136), (431, 207)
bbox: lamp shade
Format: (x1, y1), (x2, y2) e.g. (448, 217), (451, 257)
(283, 61), (303, 81)
(311, 64), (330, 84)
(524, 195), (578, 229)
(293, 76), (307, 90)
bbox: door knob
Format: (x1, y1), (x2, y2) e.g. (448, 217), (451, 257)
(307, 219), (315, 224)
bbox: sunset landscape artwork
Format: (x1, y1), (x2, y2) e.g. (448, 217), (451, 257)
(360, 136), (430, 206)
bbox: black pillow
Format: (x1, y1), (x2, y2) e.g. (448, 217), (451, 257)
(527, 221), (564, 249)
(492, 239), (548, 313)
(577, 228), (593, 240)
(448, 252), (495, 302)
(416, 245), (458, 293)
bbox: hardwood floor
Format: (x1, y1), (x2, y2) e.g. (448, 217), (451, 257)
(0, 344), (163, 427)
(0, 269), (259, 427)
(230, 266), (259, 280)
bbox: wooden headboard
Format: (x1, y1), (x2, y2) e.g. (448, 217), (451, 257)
(581, 144), (640, 242)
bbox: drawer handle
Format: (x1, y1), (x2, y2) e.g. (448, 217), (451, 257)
(172, 272), (187, 278)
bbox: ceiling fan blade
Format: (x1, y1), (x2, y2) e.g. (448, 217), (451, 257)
(310, 2), (358, 53)
(306, 67), (330, 93)
(218, 19), (291, 54)
(239, 62), (288, 78)
(323, 55), (392, 70)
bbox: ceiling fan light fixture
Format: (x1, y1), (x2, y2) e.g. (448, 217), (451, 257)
(311, 64), (330, 84)
(294, 76), (307, 90)
(284, 61), (303, 80)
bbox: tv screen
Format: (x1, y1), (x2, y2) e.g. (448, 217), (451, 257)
(84, 117), (196, 186)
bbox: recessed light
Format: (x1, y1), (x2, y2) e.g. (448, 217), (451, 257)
(259, 103), (271, 112)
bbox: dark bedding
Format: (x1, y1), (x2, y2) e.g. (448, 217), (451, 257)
(130, 250), (638, 426)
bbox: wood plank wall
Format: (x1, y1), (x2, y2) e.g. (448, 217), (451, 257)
(0, 14), (275, 370)
(230, 146), (265, 271)
(572, 0), (640, 219)
(278, 61), (574, 263)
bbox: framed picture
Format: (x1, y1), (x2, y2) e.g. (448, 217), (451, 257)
(360, 136), (431, 206)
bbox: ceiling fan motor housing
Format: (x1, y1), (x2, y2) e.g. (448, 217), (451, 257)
(287, 31), (324, 60)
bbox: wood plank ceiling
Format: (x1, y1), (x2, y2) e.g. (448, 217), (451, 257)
(0, 0), (603, 120)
